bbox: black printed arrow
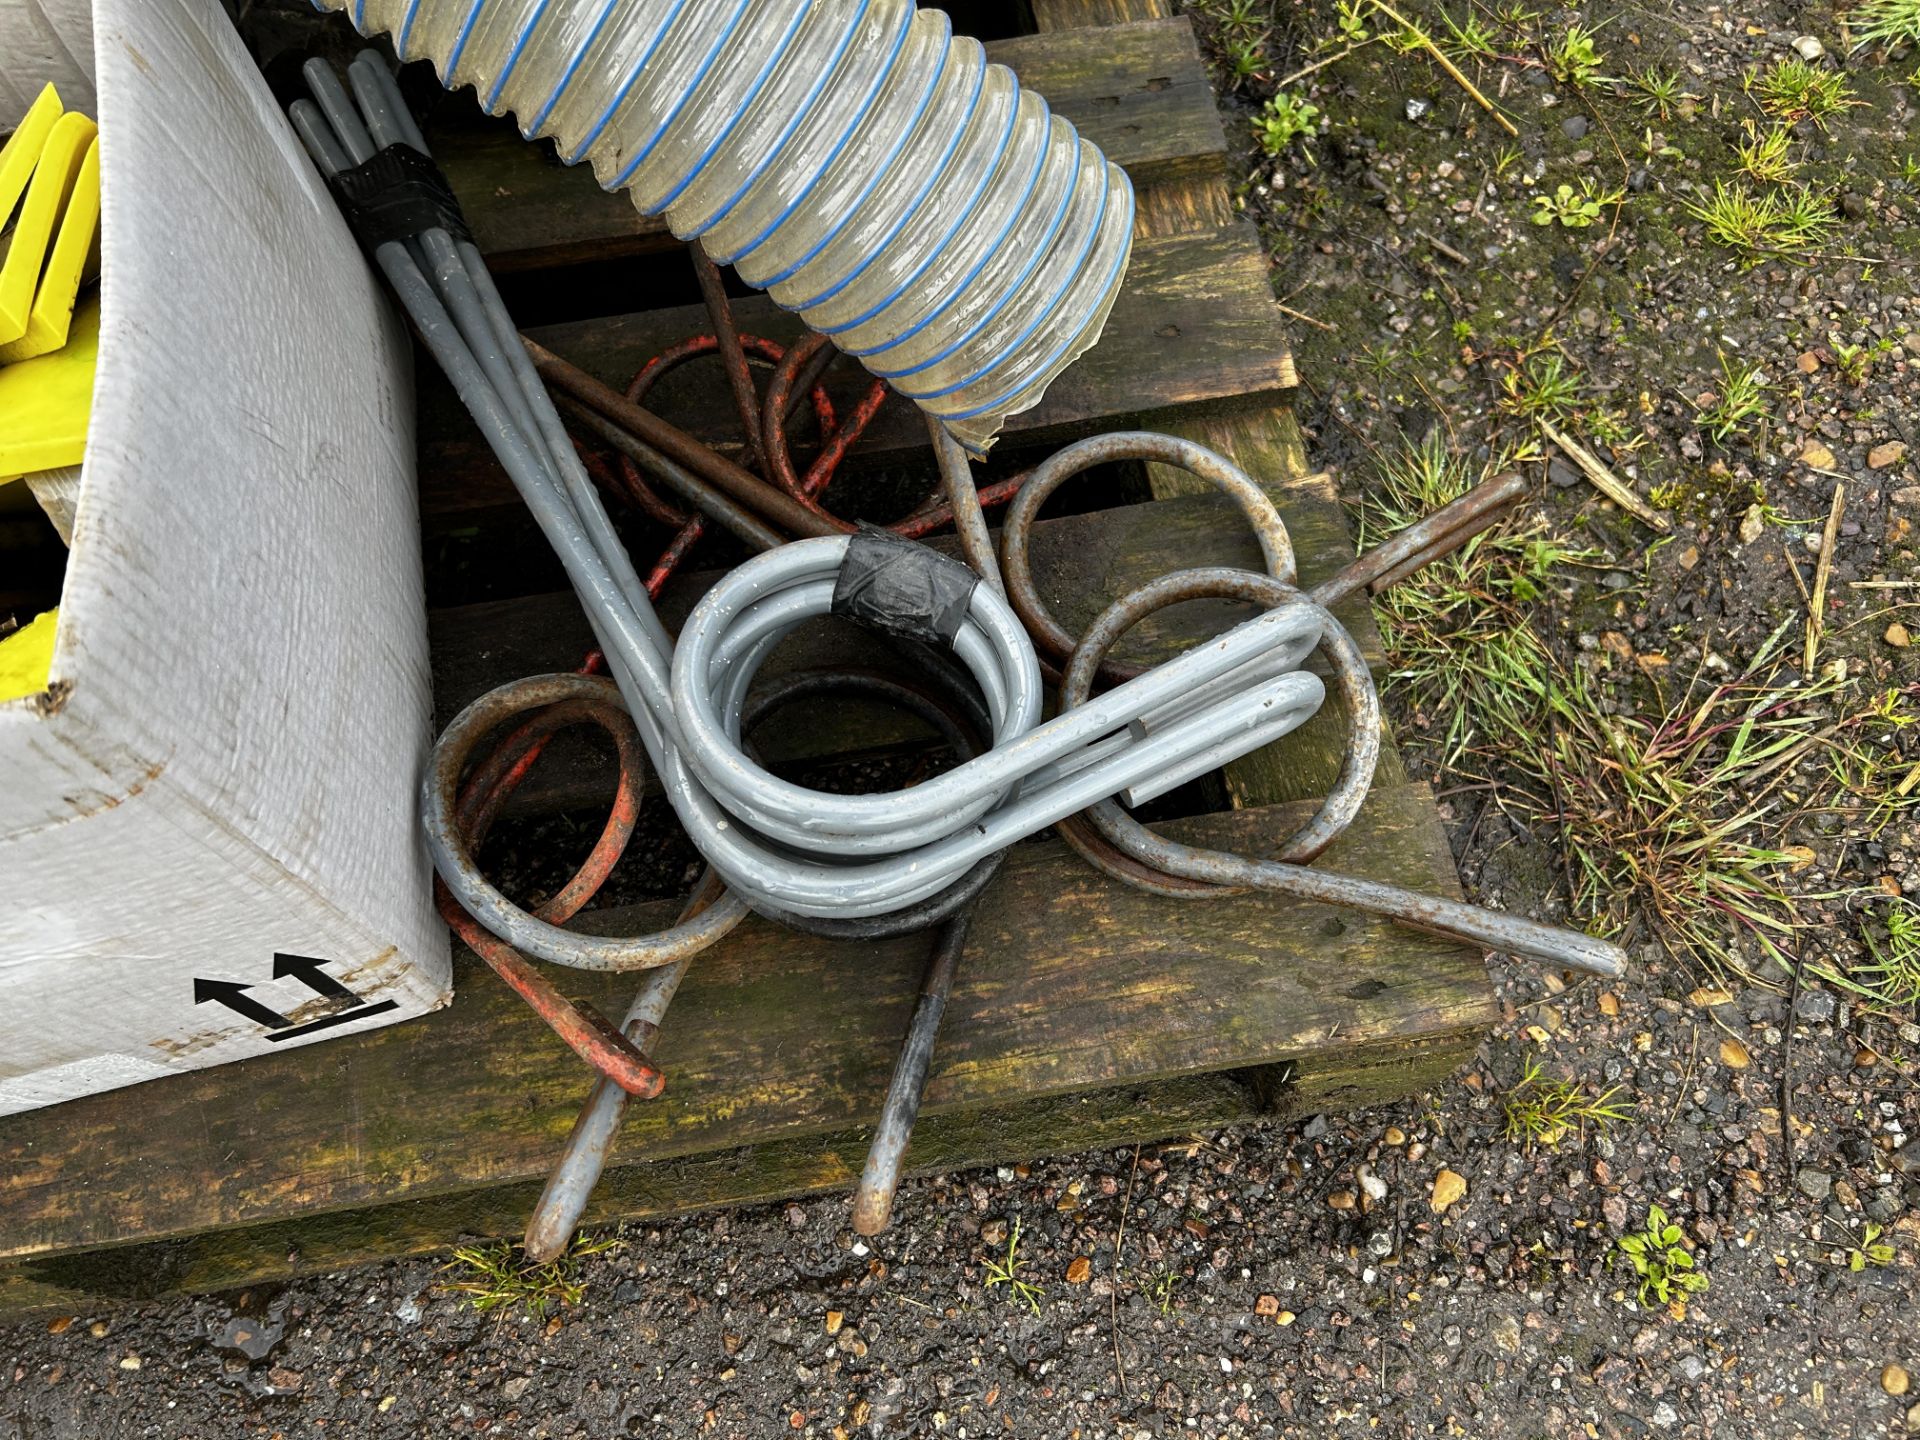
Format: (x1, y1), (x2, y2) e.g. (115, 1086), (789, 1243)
(193, 978), (291, 1030)
(272, 952), (359, 1003)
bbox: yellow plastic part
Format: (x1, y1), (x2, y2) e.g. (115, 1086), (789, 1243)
(0, 85), (63, 235)
(0, 293), (98, 482)
(0, 110), (97, 347)
(0, 608), (58, 704)
(0, 135), (99, 363)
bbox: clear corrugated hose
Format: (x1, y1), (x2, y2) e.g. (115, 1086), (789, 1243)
(314, 0), (1135, 453)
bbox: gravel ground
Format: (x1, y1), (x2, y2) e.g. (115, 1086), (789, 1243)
(6, 1), (1920, 1436)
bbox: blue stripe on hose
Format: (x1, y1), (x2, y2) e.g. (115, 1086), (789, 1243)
(759, 23), (970, 291)
(645, 4), (810, 211)
(691, 0), (897, 244)
(893, 148), (1104, 397)
(813, 92), (1046, 338)
(446, 0), (488, 86)
(352, 0), (366, 26)
(527, 0), (619, 136)
(607, 0), (758, 195)
(939, 177), (1135, 422)
(859, 129), (1083, 373)
(396, 0), (425, 60)
(488, 0), (557, 113)
(729, 10), (948, 276)
(566, 0), (697, 166)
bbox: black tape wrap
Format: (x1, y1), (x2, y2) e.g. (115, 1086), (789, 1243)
(831, 526), (980, 648)
(327, 143), (473, 249)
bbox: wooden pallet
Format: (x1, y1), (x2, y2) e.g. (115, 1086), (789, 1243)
(0, 0), (1496, 1317)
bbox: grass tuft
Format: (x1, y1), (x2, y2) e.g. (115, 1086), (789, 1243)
(1695, 355), (1770, 443)
(1815, 898), (1920, 1016)
(439, 1233), (618, 1319)
(1850, 0), (1920, 51)
(1684, 180), (1837, 263)
(1749, 57), (1858, 125)
(1502, 1057), (1635, 1150)
(1735, 122), (1798, 183)
(1500, 352), (1583, 421)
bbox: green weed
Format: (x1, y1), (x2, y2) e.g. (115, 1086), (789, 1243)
(1815, 898), (1920, 1015)
(1627, 66), (1689, 119)
(1685, 179), (1838, 263)
(1501, 1057), (1635, 1150)
(1442, 8), (1500, 58)
(1615, 1205), (1709, 1306)
(1356, 432), (1592, 763)
(983, 1216), (1045, 1315)
(1531, 177), (1626, 228)
(1500, 352), (1583, 420)
(1735, 122), (1797, 183)
(1838, 1222), (1897, 1272)
(1253, 91), (1324, 153)
(1142, 1267), (1182, 1315)
(1695, 355), (1770, 443)
(1545, 23), (1608, 84)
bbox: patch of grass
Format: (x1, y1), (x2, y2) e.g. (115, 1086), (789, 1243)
(1442, 8), (1500, 59)
(983, 1216), (1045, 1315)
(1816, 898), (1920, 1016)
(1749, 57), (1858, 125)
(1627, 66), (1689, 119)
(1545, 22), (1608, 84)
(1695, 354), (1770, 444)
(1500, 352), (1583, 420)
(1684, 179), (1838, 263)
(1537, 619), (1851, 980)
(439, 1233), (618, 1319)
(1614, 1205), (1709, 1306)
(1735, 121), (1798, 183)
(1851, 0), (1920, 52)
(1356, 432), (1595, 763)
(1501, 1057), (1635, 1150)
(1531, 177), (1626, 228)
(1252, 91), (1324, 153)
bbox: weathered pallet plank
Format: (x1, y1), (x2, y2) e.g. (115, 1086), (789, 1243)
(0, 1021), (1477, 1318)
(0, 787), (1488, 1267)
(418, 224), (1299, 518)
(1034, 0), (1174, 31)
(434, 18), (1225, 274)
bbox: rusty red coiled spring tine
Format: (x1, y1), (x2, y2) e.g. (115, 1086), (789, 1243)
(438, 694), (662, 1097)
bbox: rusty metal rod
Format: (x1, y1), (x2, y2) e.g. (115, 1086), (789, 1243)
(690, 245), (765, 476)
(525, 336), (846, 540)
(556, 395), (787, 553)
(850, 905), (973, 1236)
(928, 416), (1006, 598)
(1317, 471), (1529, 606)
